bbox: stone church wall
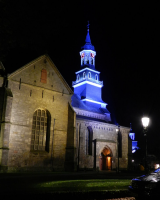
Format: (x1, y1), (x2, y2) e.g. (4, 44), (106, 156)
(0, 87), (13, 171)
(0, 55), (75, 172)
(76, 118), (130, 171)
(8, 84), (70, 170)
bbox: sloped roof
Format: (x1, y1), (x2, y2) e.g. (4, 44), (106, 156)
(76, 115), (110, 123)
(81, 29), (95, 51)
(71, 93), (110, 114)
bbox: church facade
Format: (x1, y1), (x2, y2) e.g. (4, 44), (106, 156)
(0, 27), (132, 172)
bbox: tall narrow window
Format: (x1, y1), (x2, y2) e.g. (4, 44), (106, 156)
(31, 109), (50, 152)
(41, 69), (47, 83)
(88, 72), (91, 79)
(91, 58), (93, 65)
(19, 78), (21, 90)
(118, 131), (122, 158)
(86, 126), (93, 155)
(77, 74), (80, 81)
(83, 72), (86, 79)
(95, 74), (98, 81)
(85, 55), (88, 64)
(81, 53), (85, 66)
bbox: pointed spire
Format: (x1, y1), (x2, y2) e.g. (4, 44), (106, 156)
(81, 22), (95, 50)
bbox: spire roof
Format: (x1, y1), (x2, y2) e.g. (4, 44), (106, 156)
(81, 22), (95, 51)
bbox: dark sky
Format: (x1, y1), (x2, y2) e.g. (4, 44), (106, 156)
(0, 1), (160, 156)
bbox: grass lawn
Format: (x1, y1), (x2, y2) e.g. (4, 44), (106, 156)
(1, 176), (135, 198)
(35, 179), (130, 193)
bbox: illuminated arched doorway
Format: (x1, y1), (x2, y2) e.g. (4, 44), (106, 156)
(99, 147), (112, 170)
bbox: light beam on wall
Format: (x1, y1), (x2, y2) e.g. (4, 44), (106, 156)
(73, 81), (103, 88)
(75, 67), (100, 74)
(81, 98), (107, 106)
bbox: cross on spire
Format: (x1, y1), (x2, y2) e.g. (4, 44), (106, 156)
(87, 21), (90, 30)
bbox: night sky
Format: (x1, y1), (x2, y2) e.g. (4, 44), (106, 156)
(0, 1), (160, 157)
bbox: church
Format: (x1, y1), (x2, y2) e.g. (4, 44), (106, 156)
(0, 26), (132, 172)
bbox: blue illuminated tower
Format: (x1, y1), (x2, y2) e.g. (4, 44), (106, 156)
(72, 23), (111, 122)
(129, 123), (139, 153)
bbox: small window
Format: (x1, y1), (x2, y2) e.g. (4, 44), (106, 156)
(88, 72), (91, 79)
(19, 78), (21, 90)
(83, 72), (86, 79)
(41, 69), (47, 83)
(95, 74), (98, 81)
(77, 74), (80, 81)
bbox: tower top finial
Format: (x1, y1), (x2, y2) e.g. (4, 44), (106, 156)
(87, 21), (90, 30)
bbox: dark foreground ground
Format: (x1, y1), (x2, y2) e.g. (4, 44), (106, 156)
(0, 170), (146, 199)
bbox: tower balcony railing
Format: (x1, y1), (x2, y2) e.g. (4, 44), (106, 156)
(72, 77), (103, 86)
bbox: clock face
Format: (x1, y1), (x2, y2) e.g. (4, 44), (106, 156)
(81, 53), (85, 58)
(91, 53), (94, 58)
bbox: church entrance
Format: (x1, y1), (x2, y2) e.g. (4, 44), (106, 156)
(99, 147), (112, 170)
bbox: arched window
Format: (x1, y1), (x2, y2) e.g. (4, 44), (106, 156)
(41, 69), (47, 83)
(86, 126), (93, 155)
(77, 74), (80, 81)
(83, 72), (86, 79)
(81, 57), (84, 65)
(88, 72), (91, 79)
(31, 109), (51, 152)
(91, 58), (93, 65)
(95, 74), (98, 81)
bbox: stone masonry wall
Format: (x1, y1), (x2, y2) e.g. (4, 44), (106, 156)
(4, 56), (74, 171)
(0, 88), (13, 170)
(76, 118), (130, 170)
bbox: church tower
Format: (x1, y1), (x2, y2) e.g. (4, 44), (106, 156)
(72, 24), (131, 171)
(72, 23), (111, 122)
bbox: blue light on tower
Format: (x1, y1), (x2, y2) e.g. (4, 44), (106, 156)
(129, 123), (139, 153)
(71, 22), (111, 122)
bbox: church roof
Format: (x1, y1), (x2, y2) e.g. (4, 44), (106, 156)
(71, 93), (110, 114)
(81, 28), (95, 51)
(76, 115), (110, 123)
